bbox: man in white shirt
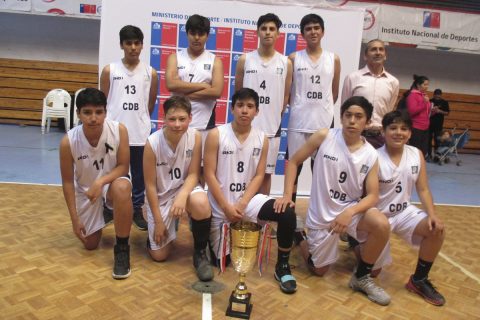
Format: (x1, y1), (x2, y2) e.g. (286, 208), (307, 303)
(341, 39), (399, 149)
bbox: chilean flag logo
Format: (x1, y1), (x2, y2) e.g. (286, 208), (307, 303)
(423, 11), (441, 29)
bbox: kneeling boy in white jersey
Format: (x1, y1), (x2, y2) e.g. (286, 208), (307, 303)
(375, 110), (445, 306)
(143, 96), (213, 281)
(60, 88), (133, 279)
(275, 96), (391, 305)
(204, 88), (297, 294)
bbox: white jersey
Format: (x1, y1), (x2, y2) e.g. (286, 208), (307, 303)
(68, 119), (120, 195)
(106, 61), (153, 146)
(377, 145), (421, 217)
(289, 50), (335, 132)
(243, 50), (287, 137)
(208, 123), (265, 218)
(306, 129), (378, 229)
(177, 49), (216, 130)
(146, 127), (197, 207)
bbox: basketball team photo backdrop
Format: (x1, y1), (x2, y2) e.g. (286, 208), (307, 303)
(99, 0), (364, 195)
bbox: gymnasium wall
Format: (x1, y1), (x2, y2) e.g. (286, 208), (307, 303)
(1, 11), (478, 95)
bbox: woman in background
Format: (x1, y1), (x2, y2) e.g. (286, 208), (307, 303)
(405, 74), (431, 156)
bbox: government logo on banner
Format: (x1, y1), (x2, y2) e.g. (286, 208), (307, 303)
(423, 11), (440, 29)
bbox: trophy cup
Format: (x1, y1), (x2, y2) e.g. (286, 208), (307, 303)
(226, 221), (262, 319)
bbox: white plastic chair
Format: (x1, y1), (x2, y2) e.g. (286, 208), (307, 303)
(73, 88), (86, 127)
(41, 89), (71, 134)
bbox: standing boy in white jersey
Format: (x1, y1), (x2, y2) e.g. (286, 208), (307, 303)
(374, 110), (445, 305)
(275, 96), (391, 305)
(235, 13), (293, 195)
(288, 13), (341, 203)
(204, 88), (297, 294)
(60, 88), (133, 279)
(165, 14), (224, 153)
(100, 25), (159, 231)
(143, 96), (213, 281)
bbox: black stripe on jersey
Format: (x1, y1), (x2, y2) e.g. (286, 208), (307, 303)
(205, 103), (217, 130)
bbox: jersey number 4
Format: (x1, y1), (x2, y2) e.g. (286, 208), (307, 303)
(260, 80), (266, 90)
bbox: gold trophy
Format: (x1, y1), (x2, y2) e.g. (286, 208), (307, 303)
(226, 221), (262, 319)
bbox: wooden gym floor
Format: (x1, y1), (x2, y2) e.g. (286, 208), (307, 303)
(1, 183), (479, 319)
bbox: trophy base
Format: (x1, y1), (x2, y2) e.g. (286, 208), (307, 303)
(226, 292), (252, 319)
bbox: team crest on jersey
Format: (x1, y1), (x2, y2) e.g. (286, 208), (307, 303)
(252, 148), (260, 156)
(360, 164), (369, 174)
(411, 166), (419, 174)
(204, 64), (211, 70)
(186, 149), (193, 158)
(276, 67), (284, 74)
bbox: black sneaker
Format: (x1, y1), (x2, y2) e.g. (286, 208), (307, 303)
(406, 275), (445, 306)
(103, 206), (113, 225)
(133, 207), (147, 231)
(112, 244), (131, 279)
(274, 263), (297, 294)
(193, 249), (214, 281)
(294, 230), (307, 246)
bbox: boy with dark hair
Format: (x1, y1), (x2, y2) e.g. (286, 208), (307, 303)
(143, 96), (213, 281)
(235, 13), (293, 195)
(166, 14), (224, 157)
(204, 88), (297, 294)
(60, 88), (133, 279)
(275, 96), (391, 305)
(374, 110), (446, 305)
(257, 13), (282, 29)
(288, 13), (341, 203)
(100, 25), (159, 231)
(185, 14), (211, 34)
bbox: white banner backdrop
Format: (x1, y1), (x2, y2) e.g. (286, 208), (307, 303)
(0, 0), (31, 11)
(100, 0), (364, 195)
(379, 4), (480, 52)
(31, 0), (101, 16)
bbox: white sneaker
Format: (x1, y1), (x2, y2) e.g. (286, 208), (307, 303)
(349, 274), (391, 306)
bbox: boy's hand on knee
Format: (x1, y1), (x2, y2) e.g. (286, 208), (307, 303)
(274, 197), (295, 213)
(72, 219), (87, 244)
(86, 180), (103, 203)
(428, 215), (444, 235)
(330, 209), (354, 234)
(169, 197), (187, 218)
(154, 221), (168, 245)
